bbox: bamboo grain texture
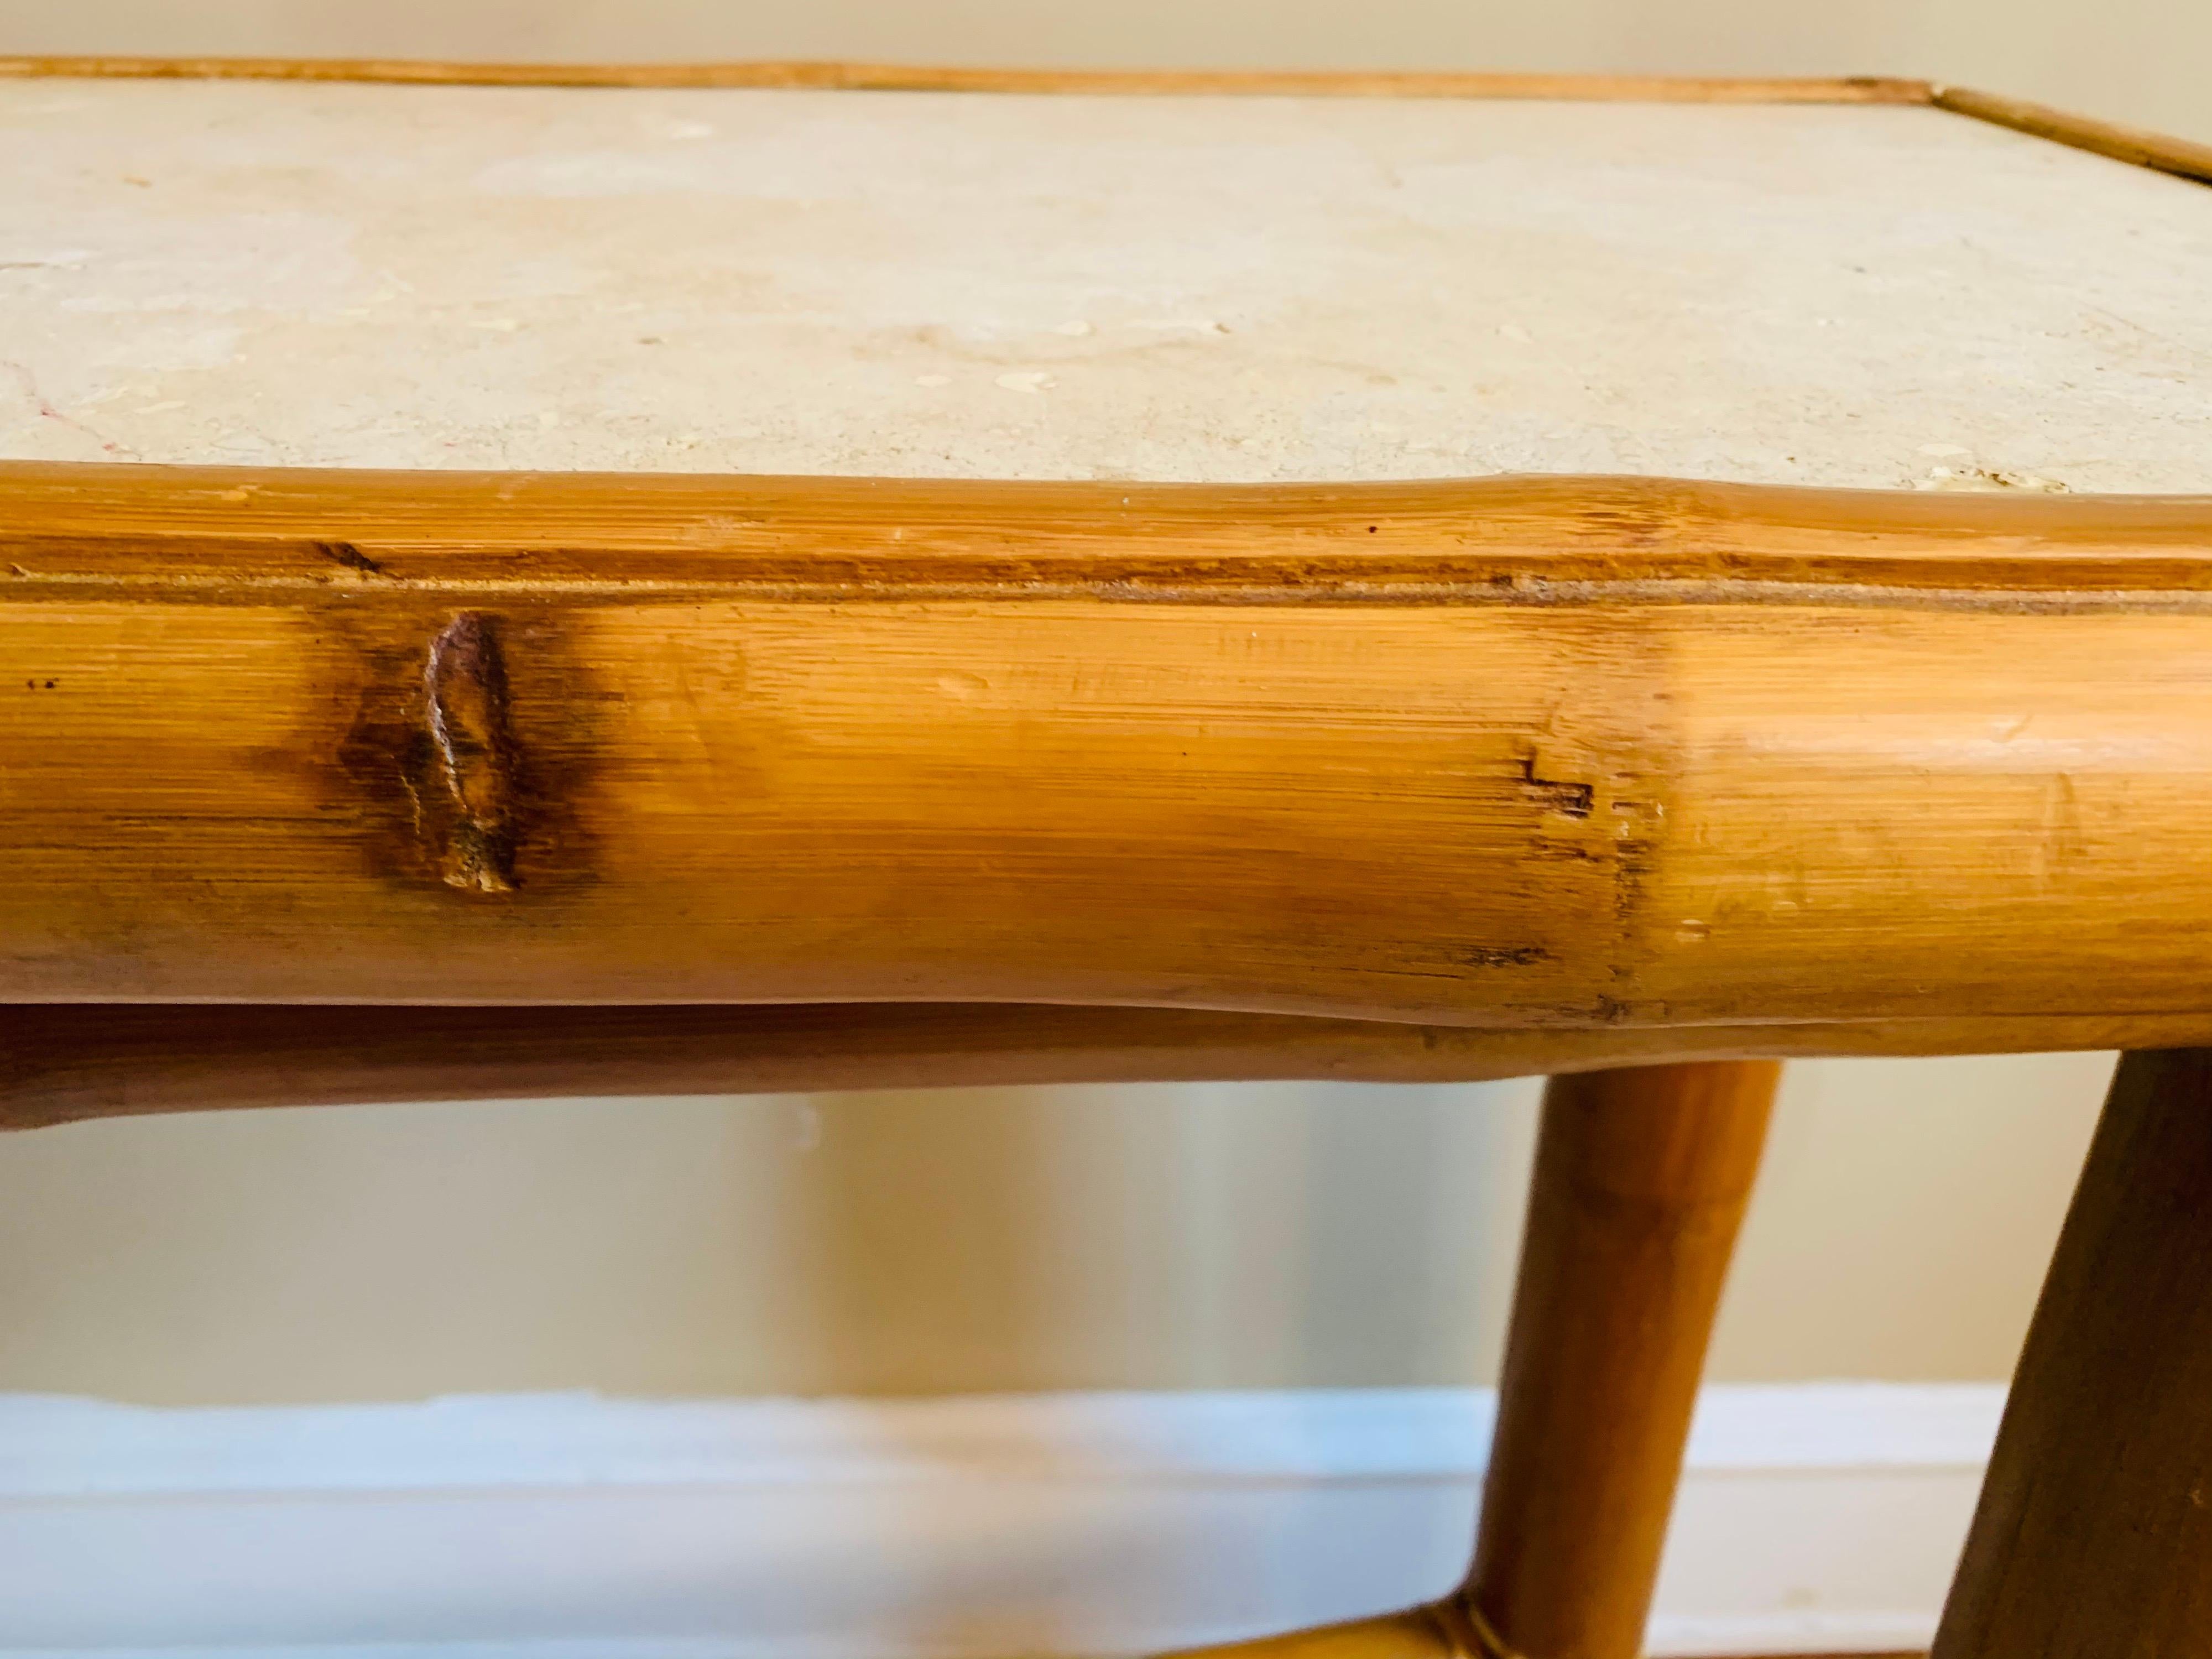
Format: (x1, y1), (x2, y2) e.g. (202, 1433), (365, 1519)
(6, 463), (2212, 1031)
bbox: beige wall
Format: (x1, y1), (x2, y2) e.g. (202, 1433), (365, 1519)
(0, 0), (2190, 1405)
(0, 1055), (2110, 1404)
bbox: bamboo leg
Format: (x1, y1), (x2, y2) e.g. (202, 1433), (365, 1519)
(1150, 1061), (1776, 1659)
(1931, 1048), (2212, 1658)
(1457, 1061), (1777, 1659)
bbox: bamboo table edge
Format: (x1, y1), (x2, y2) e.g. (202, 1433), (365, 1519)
(2, 58), (2209, 187)
(9, 463), (2212, 598)
(0, 57), (1935, 101)
(9, 463), (2212, 1021)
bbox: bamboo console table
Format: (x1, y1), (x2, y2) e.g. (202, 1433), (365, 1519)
(5, 58), (2212, 1658)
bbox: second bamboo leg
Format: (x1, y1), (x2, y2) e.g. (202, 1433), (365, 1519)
(1932, 1048), (2212, 1658)
(1455, 1061), (1777, 1659)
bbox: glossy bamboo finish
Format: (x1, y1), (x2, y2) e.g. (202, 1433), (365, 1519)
(1464, 1063), (1776, 1659)
(6, 465), (2212, 1021)
(18, 464), (2212, 593)
(6, 1002), (2209, 1130)
(0, 57), (1933, 102)
(1932, 1049), (2212, 1658)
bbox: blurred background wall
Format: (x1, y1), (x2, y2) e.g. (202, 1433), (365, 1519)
(0, 1058), (2114, 1402)
(0, 0), (2197, 1406)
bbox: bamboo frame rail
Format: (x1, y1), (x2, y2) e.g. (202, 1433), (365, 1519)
(7, 55), (2211, 195)
(7, 1002), (2212, 1131)
(0, 58), (1932, 101)
(7, 465), (2212, 1027)
(1932, 85), (2212, 186)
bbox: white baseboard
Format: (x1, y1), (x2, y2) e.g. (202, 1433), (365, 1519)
(0, 1383), (1999, 1657)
